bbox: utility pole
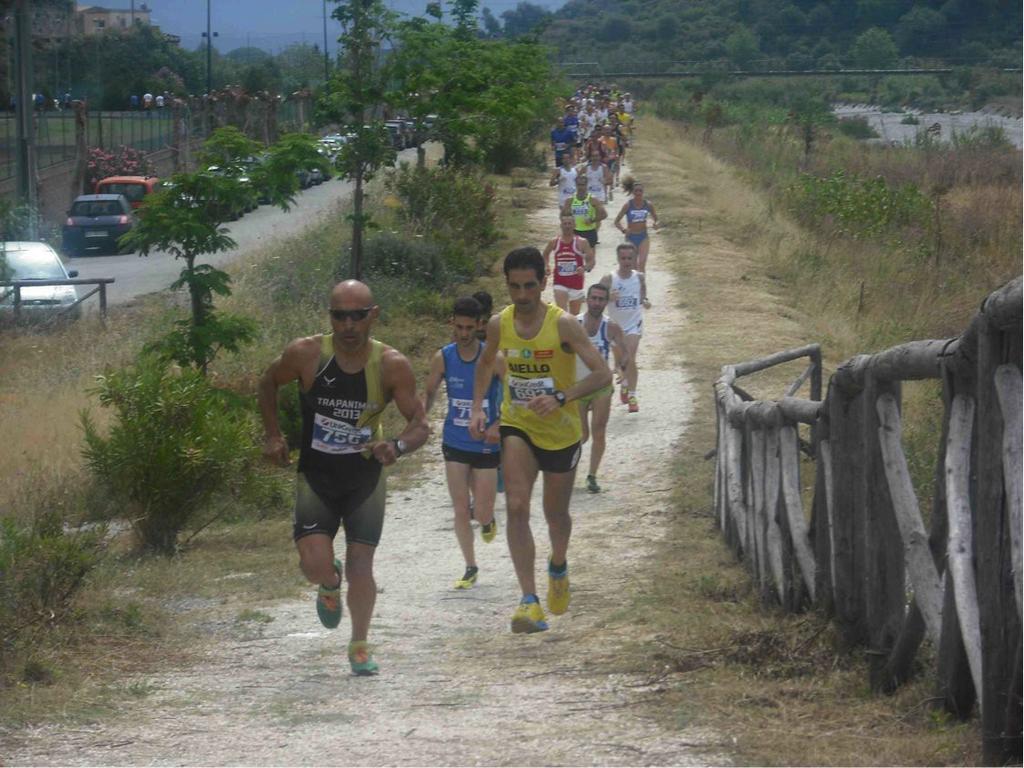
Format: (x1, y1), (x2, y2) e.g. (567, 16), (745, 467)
(130, 0), (135, 26)
(323, 0), (330, 83)
(14, 0), (38, 235)
(206, 0), (212, 95)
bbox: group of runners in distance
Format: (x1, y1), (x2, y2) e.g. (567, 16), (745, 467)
(259, 84), (656, 676)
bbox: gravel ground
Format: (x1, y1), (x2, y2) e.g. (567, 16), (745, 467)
(2, 161), (723, 767)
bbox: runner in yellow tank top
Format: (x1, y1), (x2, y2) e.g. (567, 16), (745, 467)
(471, 247), (611, 634)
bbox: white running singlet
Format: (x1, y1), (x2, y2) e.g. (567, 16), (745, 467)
(585, 164), (607, 202)
(557, 167), (578, 205)
(575, 312), (612, 381)
(608, 270), (643, 336)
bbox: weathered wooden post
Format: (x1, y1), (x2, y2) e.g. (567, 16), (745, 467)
(827, 375), (868, 648)
(864, 376), (906, 691)
(812, 419), (835, 612)
(972, 304), (1022, 764)
(763, 418), (787, 605)
(69, 100), (87, 199)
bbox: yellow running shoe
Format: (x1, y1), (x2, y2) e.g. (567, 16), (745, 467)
(547, 560), (570, 615)
(454, 566), (479, 589)
(510, 596), (548, 634)
(480, 517), (498, 543)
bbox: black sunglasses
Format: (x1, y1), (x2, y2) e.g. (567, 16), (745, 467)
(329, 306), (374, 322)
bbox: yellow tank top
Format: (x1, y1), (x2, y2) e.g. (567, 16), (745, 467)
(499, 303), (581, 450)
(569, 193), (597, 232)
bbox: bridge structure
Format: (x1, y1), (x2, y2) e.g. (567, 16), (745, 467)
(556, 62), (1024, 80)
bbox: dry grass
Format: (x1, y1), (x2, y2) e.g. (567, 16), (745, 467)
(604, 116), (982, 765)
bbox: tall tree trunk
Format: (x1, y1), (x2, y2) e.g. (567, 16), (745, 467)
(185, 255), (208, 373)
(352, 170), (364, 279)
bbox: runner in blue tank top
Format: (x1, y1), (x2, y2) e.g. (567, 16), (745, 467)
(423, 296), (505, 589)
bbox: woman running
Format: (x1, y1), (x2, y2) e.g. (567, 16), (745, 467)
(614, 179), (658, 273)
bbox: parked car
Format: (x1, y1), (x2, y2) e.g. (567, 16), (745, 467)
(205, 163), (258, 217)
(62, 194), (136, 256)
(94, 175), (162, 210)
(0, 241), (80, 320)
(384, 120), (408, 150)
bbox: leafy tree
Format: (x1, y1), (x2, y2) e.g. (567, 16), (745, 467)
(81, 354), (273, 554)
(224, 46), (274, 67)
(500, 2), (552, 38)
(276, 43), (328, 92)
(318, 0), (397, 280)
(121, 129), (326, 373)
(655, 14), (679, 42)
(725, 25), (761, 70)
(598, 15), (631, 43)
(449, 0), (480, 39)
(388, 10), (558, 172)
(849, 27), (899, 69)
(785, 89), (834, 162)
(56, 24), (203, 108)
(856, 0), (907, 28)
(895, 6), (949, 56)
(481, 6), (502, 38)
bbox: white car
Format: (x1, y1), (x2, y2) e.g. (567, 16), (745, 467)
(0, 241), (80, 321)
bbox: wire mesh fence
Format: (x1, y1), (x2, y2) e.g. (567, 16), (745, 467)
(0, 108), (199, 182)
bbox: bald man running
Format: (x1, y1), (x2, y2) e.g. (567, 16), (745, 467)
(258, 280), (429, 676)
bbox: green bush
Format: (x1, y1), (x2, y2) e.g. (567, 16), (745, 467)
(385, 164), (499, 253)
(80, 354), (271, 554)
(786, 170), (931, 238)
(362, 231), (449, 287)
(0, 510), (105, 669)
(836, 117), (879, 140)
(480, 127), (547, 175)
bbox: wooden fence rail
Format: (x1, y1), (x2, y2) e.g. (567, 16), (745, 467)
(713, 277), (1022, 764)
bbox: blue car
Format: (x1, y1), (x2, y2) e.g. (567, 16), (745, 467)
(62, 193), (136, 257)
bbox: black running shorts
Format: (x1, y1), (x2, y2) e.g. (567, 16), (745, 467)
(574, 229), (598, 248)
(499, 426), (581, 474)
(442, 443), (501, 470)
(293, 471), (386, 546)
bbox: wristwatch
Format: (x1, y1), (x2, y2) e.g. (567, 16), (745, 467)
(553, 390), (567, 407)
(392, 438), (407, 457)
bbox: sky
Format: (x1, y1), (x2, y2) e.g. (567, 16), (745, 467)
(140, 0), (566, 56)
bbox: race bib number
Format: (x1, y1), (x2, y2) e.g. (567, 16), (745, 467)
(572, 203), (589, 217)
(311, 413), (372, 455)
(557, 259), (578, 277)
(508, 376), (555, 407)
(617, 295), (639, 309)
(450, 397), (487, 427)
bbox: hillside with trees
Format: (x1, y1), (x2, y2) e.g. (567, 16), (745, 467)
(482, 0), (1022, 73)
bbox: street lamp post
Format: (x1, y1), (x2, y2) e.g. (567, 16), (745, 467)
(323, 0), (330, 83)
(202, 0), (218, 95)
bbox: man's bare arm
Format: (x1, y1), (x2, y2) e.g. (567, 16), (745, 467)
(258, 337), (316, 466)
(371, 351), (429, 466)
(582, 238), (595, 272)
(524, 317), (610, 418)
(470, 314), (501, 438)
(421, 349), (445, 416)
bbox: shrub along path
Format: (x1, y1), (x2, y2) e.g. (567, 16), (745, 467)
(1, 158), (724, 766)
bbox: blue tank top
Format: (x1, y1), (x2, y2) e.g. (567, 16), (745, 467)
(626, 199), (651, 224)
(442, 342), (502, 454)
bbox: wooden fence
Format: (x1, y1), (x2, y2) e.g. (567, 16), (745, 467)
(713, 277), (1022, 764)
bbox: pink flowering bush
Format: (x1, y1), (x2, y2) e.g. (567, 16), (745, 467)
(86, 146), (156, 189)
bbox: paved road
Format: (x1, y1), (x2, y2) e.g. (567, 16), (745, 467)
(68, 147), (417, 306)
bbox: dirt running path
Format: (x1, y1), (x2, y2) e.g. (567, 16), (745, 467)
(3, 161), (719, 766)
